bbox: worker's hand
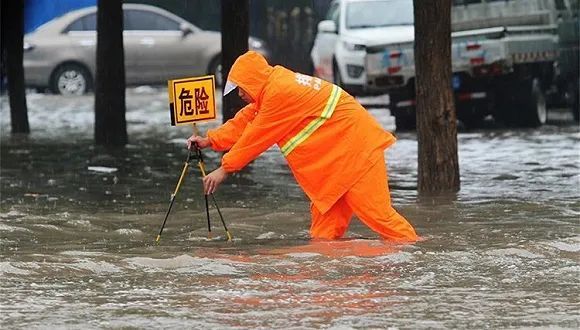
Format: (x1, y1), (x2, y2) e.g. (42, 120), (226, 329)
(203, 166), (229, 195)
(186, 135), (211, 150)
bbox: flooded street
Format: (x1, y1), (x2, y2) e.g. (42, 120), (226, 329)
(1, 89), (579, 329)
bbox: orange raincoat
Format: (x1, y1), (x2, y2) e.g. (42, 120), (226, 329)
(207, 51), (417, 241)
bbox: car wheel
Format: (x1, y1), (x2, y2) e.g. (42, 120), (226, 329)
(50, 63), (91, 95)
(208, 56), (222, 87)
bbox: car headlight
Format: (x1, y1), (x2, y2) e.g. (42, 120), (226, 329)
(342, 41), (365, 51)
(249, 38), (264, 49)
(23, 41), (35, 52)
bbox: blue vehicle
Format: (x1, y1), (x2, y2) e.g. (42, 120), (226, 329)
(24, 0), (96, 34)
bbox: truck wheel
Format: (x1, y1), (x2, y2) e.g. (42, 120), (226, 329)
(50, 63), (91, 95)
(516, 77), (547, 127)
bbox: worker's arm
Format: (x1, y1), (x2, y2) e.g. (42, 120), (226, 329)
(186, 103), (257, 151)
(206, 103), (258, 151)
(220, 95), (294, 173)
(203, 101), (292, 194)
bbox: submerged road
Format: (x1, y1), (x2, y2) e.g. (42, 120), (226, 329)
(1, 88), (579, 328)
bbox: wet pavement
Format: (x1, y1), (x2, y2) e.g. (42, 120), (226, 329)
(1, 88), (579, 329)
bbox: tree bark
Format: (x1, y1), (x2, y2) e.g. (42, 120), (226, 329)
(94, 0), (127, 146)
(1, 0), (30, 134)
(413, 0), (460, 194)
(220, 0), (249, 122)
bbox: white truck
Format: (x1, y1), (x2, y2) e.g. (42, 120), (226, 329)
(363, 0), (579, 128)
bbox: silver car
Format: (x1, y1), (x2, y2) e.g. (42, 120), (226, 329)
(23, 3), (269, 95)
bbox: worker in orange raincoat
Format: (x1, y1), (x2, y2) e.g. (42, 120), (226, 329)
(187, 51), (417, 242)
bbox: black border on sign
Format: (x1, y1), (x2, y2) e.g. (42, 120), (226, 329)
(171, 76), (216, 125)
(169, 102), (176, 126)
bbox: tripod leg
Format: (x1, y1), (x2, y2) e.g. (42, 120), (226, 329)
(205, 194), (211, 239)
(196, 154), (232, 241)
(156, 162), (190, 243)
(211, 194), (232, 241)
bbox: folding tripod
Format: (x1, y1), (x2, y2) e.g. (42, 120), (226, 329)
(156, 145), (232, 243)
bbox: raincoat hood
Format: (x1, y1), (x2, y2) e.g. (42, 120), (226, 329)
(226, 51), (273, 102)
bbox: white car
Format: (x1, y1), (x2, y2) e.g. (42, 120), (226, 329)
(310, 0), (414, 95)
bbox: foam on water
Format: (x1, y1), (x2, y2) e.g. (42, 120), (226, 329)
(486, 248), (544, 259)
(0, 210), (26, 219)
(60, 251), (106, 257)
(125, 255), (245, 276)
(545, 239), (580, 252)
(32, 224), (62, 231)
(114, 228), (144, 236)
(0, 224), (32, 233)
(0, 262), (33, 275)
(285, 252), (322, 258)
(71, 260), (122, 274)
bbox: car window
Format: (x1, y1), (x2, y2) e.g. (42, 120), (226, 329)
(124, 10), (180, 30)
(66, 13), (97, 32)
(326, 2), (339, 21)
(326, 2), (340, 30)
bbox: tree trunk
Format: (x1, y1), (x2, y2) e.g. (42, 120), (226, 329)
(220, 0), (249, 122)
(413, 0), (460, 194)
(94, 0), (127, 146)
(1, 0), (30, 134)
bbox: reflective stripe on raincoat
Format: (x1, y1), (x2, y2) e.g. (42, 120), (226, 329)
(207, 51), (395, 214)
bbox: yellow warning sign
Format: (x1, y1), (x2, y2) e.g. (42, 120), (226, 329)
(168, 75), (216, 126)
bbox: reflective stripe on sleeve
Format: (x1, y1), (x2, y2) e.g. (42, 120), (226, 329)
(281, 85), (341, 157)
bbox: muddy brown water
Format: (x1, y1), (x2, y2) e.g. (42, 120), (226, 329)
(1, 89), (579, 329)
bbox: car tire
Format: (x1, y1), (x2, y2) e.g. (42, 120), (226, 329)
(50, 63), (91, 95)
(208, 56), (222, 87)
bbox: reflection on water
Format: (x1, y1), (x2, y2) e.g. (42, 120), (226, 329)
(1, 89), (579, 328)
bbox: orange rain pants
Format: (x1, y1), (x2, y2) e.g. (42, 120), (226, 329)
(310, 154), (417, 241)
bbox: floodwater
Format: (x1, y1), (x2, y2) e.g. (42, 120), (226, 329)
(1, 88), (579, 329)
